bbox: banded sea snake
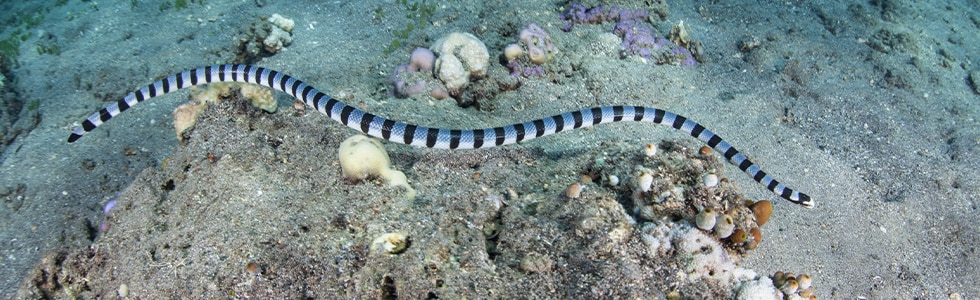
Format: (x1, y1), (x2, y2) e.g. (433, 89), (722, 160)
(68, 64), (813, 208)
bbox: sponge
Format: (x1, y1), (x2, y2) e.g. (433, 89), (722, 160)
(338, 135), (416, 199)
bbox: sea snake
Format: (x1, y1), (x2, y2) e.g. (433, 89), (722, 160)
(67, 64), (814, 208)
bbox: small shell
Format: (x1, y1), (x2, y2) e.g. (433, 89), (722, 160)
(772, 271), (786, 287)
(371, 233), (409, 255)
(643, 143), (657, 157)
(117, 284), (129, 298)
(714, 215), (735, 238)
(750, 200), (773, 226)
(607, 175), (620, 186)
(637, 172), (654, 193)
(698, 145), (712, 155)
(695, 208), (717, 230)
(779, 279), (799, 295)
(506, 187), (519, 200)
(797, 274), (812, 290)
(729, 228), (747, 243)
(799, 288), (814, 298)
(565, 182), (582, 199)
(246, 262), (259, 274)
(750, 227), (763, 245)
(702, 172), (719, 187)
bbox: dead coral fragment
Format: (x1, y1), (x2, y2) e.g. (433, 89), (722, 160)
(173, 102), (205, 142)
(234, 14), (295, 63)
(240, 84), (276, 113)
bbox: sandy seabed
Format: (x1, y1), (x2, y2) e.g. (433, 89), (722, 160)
(1, 0), (978, 299)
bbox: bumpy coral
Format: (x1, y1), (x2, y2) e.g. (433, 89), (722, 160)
(431, 32), (489, 91)
(518, 23), (557, 65)
(559, 3), (700, 66)
(390, 33), (490, 101)
(391, 48), (450, 100)
(559, 3), (649, 31)
(234, 14), (295, 63)
(338, 135), (416, 200)
(504, 23), (559, 78)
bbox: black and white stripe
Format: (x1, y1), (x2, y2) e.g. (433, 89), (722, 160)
(67, 64), (814, 208)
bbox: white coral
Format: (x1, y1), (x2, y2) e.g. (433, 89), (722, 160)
(430, 32), (489, 90)
(263, 26), (292, 54)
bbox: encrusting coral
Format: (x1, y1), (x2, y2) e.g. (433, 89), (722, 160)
(172, 102), (205, 141)
(560, 3), (700, 66)
(240, 84), (276, 113)
(504, 23), (558, 77)
(174, 82), (277, 141)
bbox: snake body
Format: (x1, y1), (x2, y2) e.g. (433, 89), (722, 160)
(68, 64), (813, 208)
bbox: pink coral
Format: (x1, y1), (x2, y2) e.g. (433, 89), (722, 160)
(518, 23), (556, 65)
(408, 48), (435, 72)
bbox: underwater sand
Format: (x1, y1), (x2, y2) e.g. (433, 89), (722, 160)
(0, 0), (978, 298)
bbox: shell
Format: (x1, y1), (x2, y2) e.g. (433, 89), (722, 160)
(750, 200), (773, 226)
(750, 227), (763, 245)
(779, 279), (799, 295)
(565, 182), (582, 199)
(714, 215), (735, 238)
(702, 173), (719, 187)
(607, 175), (620, 186)
(698, 145), (712, 155)
(371, 233), (409, 255)
(637, 172), (654, 193)
(797, 274), (812, 290)
(643, 143), (658, 157)
(729, 228), (747, 244)
(695, 208), (717, 230)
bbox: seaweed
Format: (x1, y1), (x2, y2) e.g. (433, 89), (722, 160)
(380, 0), (439, 55)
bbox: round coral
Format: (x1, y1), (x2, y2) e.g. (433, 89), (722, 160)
(409, 48), (435, 72)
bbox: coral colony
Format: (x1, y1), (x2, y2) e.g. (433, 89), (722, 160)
(503, 23), (557, 78)
(561, 3), (698, 66)
(390, 32), (489, 100)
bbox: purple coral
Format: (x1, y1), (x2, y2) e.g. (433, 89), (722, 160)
(560, 3), (649, 31)
(408, 48), (435, 72)
(507, 60), (544, 78)
(559, 3), (698, 66)
(517, 23), (557, 65)
(391, 48), (451, 99)
(614, 20), (669, 59)
(672, 47), (698, 67)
